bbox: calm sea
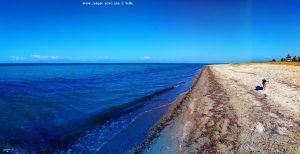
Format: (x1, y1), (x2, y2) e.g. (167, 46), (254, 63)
(0, 63), (204, 153)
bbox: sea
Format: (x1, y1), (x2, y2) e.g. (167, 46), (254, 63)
(0, 63), (205, 153)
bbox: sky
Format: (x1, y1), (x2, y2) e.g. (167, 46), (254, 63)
(0, 0), (299, 63)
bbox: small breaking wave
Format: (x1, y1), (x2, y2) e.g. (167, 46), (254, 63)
(65, 83), (184, 153)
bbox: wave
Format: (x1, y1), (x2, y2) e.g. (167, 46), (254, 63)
(0, 83), (185, 153)
(50, 83), (185, 151)
(90, 82), (185, 121)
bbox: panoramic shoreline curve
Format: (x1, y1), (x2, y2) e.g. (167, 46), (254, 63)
(138, 64), (300, 153)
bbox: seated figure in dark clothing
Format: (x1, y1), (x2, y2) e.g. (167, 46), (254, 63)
(262, 79), (269, 90)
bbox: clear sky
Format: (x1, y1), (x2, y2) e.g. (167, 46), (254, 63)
(0, 0), (299, 63)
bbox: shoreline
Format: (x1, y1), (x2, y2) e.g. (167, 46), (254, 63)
(134, 66), (210, 153)
(138, 64), (300, 153)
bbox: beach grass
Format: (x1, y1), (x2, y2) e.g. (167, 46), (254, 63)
(235, 61), (300, 66)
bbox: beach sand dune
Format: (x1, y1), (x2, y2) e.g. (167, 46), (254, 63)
(141, 64), (300, 153)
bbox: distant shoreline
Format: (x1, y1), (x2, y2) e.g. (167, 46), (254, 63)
(0, 63), (213, 65)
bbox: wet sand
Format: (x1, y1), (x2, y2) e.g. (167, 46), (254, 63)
(138, 64), (300, 153)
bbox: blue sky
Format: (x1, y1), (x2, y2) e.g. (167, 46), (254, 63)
(0, 0), (299, 63)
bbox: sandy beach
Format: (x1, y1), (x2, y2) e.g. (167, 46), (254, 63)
(139, 64), (300, 153)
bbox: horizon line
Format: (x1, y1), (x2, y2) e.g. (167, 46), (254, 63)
(0, 62), (222, 65)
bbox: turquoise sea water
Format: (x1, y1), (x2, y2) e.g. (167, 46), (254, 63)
(0, 63), (204, 153)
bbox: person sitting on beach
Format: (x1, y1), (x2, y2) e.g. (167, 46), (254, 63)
(262, 79), (269, 90)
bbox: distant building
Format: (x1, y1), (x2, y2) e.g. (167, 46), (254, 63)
(286, 58), (292, 62)
(286, 54), (292, 62)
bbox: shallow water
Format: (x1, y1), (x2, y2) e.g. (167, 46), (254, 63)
(0, 63), (204, 153)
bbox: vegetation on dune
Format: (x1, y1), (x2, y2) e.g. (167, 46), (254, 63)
(236, 61), (300, 66)
(265, 54), (300, 66)
(236, 54), (300, 66)
(232, 54), (300, 66)
(261, 54), (300, 63)
(267, 61), (300, 66)
(278, 54), (300, 62)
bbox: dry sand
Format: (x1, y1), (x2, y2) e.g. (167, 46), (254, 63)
(139, 64), (300, 153)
